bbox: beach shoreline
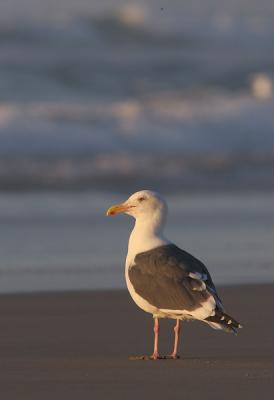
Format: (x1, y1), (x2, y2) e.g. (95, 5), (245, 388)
(0, 284), (273, 399)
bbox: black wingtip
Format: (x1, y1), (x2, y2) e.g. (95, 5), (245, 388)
(206, 311), (242, 331)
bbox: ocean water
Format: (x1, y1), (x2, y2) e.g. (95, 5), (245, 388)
(0, 2), (273, 292)
(0, 191), (273, 293)
(0, 0), (274, 190)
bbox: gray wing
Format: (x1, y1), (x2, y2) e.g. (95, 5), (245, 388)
(128, 244), (223, 316)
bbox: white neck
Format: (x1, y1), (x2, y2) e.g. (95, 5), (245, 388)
(126, 211), (170, 267)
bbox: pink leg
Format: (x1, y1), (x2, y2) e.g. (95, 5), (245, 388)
(150, 317), (160, 360)
(169, 319), (181, 359)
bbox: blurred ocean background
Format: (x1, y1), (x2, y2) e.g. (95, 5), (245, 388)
(0, 0), (273, 292)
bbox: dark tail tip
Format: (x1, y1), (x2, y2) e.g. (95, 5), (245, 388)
(206, 311), (242, 330)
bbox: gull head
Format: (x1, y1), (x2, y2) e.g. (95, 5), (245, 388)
(106, 190), (167, 222)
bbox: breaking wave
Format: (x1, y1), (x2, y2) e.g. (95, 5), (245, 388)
(0, 0), (274, 190)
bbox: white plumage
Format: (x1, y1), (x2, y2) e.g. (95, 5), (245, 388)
(107, 190), (241, 360)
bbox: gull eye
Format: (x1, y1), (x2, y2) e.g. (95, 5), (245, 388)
(138, 196), (146, 202)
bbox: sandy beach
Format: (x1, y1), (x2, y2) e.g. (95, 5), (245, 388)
(0, 284), (273, 399)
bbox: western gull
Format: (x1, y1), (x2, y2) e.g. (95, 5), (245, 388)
(106, 190), (242, 360)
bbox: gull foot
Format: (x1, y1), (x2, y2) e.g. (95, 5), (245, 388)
(128, 355), (165, 361)
(149, 354), (165, 360)
(165, 354), (180, 360)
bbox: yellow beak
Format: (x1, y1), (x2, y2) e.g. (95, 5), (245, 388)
(106, 203), (131, 216)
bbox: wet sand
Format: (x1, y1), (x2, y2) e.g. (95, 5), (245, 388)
(0, 284), (273, 399)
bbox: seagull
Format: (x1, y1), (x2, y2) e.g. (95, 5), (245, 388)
(106, 190), (242, 360)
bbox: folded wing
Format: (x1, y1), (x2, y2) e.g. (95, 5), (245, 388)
(128, 244), (223, 320)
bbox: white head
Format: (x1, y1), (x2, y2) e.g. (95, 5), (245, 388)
(106, 190), (168, 230)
